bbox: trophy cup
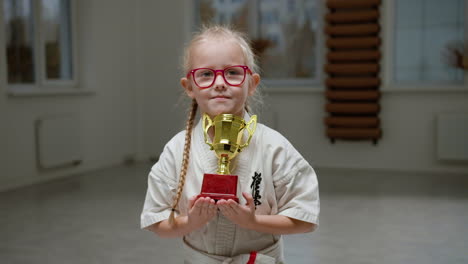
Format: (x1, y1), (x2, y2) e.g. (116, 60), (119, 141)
(198, 113), (257, 202)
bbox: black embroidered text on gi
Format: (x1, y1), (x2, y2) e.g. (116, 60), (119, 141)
(250, 172), (262, 208)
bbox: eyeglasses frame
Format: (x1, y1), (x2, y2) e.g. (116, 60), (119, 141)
(186, 65), (253, 89)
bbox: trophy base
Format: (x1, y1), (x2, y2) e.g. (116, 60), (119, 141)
(198, 173), (239, 203)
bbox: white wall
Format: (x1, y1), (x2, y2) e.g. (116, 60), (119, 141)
(134, 0), (188, 160)
(265, 91), (468, 174)
(0, 0), (139, 190)
(1, 1), (467, 192)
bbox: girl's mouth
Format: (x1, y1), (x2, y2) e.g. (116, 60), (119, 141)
(212, 95), (230, 99)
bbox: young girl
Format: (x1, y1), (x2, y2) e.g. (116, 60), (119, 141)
(141, 25), (319, 264)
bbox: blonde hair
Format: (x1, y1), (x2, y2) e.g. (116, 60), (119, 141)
(169, 25), (262, 224)
(183, 25), (259, 75)
(169, 99), (198, 224)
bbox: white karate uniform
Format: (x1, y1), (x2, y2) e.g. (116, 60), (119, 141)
(141, 114), (320, 263)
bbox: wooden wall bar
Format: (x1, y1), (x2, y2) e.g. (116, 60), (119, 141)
(325, 24), (380, 36)
(327, 0), (381, 9)
(326, 77), (380, 88)
(324, 0), (382, 144)
(325, 10), (379, 23)
(326, 91), (381, 101)
(327, 51), (381, 62)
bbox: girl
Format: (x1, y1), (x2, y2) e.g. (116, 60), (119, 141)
(141, 25), (319, 264)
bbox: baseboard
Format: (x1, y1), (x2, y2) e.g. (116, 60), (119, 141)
(0, 172), (77, 193)
(0, 161), (123, 193)
(314, 165), (468, 176)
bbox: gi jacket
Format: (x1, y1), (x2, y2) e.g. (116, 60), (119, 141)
(141, 114), (320, 262)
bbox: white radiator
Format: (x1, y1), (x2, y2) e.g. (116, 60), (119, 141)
(35, 115), (83, 169)
(436, 113), (468, 161)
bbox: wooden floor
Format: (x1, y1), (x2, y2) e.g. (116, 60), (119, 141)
(1, 163), (467, 264)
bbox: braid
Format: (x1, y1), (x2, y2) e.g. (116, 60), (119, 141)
(169, 99), (198, 225)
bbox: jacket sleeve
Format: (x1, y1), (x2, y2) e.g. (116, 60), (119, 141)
(140, 133), (183, 229)
(271, 135), (320, 227)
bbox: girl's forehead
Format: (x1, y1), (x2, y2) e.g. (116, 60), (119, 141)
(195, 37), (239, 50)
(190, 38), (246, 66)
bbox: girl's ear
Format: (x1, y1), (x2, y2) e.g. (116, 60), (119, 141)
(248, 73), (261, 96)
(181, 77), (194, 98)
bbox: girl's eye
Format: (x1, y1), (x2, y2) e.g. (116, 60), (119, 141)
(225, 68), (242, 76)
(197, 70), (214, 78)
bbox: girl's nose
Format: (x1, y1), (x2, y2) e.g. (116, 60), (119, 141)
(213, 72), (227, 90)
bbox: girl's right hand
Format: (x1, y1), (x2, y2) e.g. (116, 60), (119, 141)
(187, 196), (217, 230)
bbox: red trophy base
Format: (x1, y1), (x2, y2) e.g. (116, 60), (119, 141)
(197, 173), (239, 202)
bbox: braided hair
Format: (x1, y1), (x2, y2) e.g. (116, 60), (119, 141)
(168, 99), (198, 224)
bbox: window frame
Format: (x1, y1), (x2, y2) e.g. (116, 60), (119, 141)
(190, 0), (326, 92)
(382, 0), (468, 92)
(1, 0), (81, 96)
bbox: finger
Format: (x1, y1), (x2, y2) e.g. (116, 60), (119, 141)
(188, 195), (198, 209)
(242, 192), (255, 210)
(192, 197), (205, 216)
(227, 199), (241, 213)
(203, 198), (215, 214)
(208, 199), (217, 216)
(216, 199), (227, 210)
(216, 201), (225, 211)
(209, 199), (216, 209)
(201, 197), (211, 215)
(219, 208), (231, 217)
(217, 203), (231, 216)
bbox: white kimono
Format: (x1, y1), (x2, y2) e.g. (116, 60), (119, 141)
(141, 115), (320, 263)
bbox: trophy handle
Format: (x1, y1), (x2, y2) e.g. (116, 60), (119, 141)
(239, 115), (257, 151)
(202, 113), (214, 150)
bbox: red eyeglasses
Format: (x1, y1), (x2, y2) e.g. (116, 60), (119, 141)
(186, 65), (252, 89)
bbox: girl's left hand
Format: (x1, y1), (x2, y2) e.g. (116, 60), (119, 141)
(217, 192), (257, 229)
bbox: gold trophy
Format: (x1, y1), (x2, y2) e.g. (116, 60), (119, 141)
(198, 113), (257, 202)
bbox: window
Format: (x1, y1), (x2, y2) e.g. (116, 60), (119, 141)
(3, 0), (76, 92)
(393, 0), (465, 85)
(194, 0), (322, 86)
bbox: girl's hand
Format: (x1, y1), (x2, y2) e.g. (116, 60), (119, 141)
(187, 196), (217, 230)
(217, 192), (256, 229)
